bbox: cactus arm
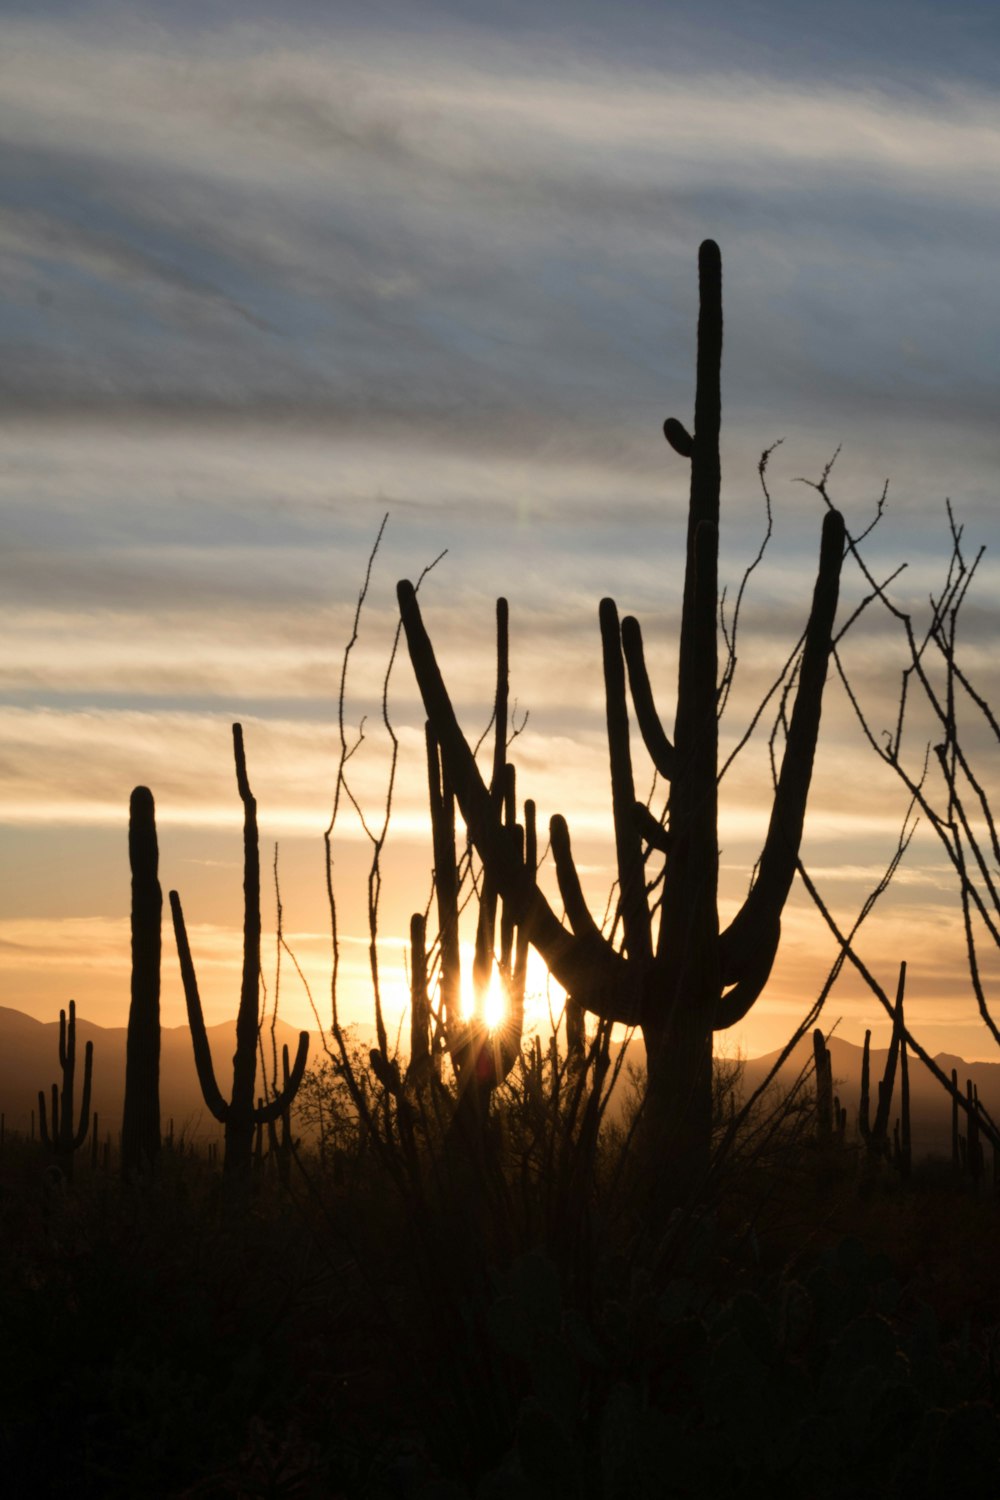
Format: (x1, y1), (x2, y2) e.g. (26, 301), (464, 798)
(252, 1031), (309, 1125)
(500, 811), (527, 1057)
(491, 599), (509, 795)
(398, 579), (639, 1024)
(38, 1089), (51, 1149)
(512, 798), (536, 1006)
(718, 508), (845, 993)
(899, 990), (911, 1173)
(872, 961), (906, 1142)
(59, 1003), (76, 1153)
(72, 1041), (93, 1150)
(409, 912), (430, 1072)
(168, 890), (230, 1122)
(621, 615), (676, 780)
(600, 598), (652, 965)
(550, 814), (601, 942)
(713, 935), (783, 1029)
(231, 723), (261, 1127)
(426, 724), (462, 1044)
(474, 602), (508, 1007)
(663, 418), (693, 458)
(498, 771), (520, 979)
(633, 802), (671, 855)
(860, 1030), (872, 1140)
(813, 1029), (833, 1141)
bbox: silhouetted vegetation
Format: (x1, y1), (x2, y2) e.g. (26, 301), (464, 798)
(169, 724), (309, 1185)
(398, 240), (846, 1199)
(121, 785), (162, 1181)
(36, 998), (93, 1183)
(4, 242), (1000, 1492)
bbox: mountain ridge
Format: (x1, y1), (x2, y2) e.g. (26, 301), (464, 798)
(2, 1005), (996, 1156)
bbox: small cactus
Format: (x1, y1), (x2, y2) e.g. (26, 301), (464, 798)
(859, 1029), (872, 1142)
(38, 999), (93, 1181)
(967, 1078), (984, 1187)
(865, 961), (908, 1162)
(813, 1029), (834, 1143)
(170, 724), (308, 1184)
(833, 1095), (847, 1142)
(266, 1044), (297, 1186)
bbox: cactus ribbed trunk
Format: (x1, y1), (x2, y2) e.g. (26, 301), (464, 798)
(122, 786), (162, 1178)
(642, 1004), (714, 1189)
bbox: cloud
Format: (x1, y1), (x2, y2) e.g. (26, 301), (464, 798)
(1, 4), (998, 1054)
(2, 17), (999, 451)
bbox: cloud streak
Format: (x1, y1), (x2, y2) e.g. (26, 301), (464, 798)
(1, 4), (998, 1056)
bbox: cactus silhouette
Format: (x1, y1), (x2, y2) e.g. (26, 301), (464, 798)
(265, 1043), (297, 1186)
(121, 785), (162, 1178)
(859, 1029), (872, 1141)
(813, 1029), (834, 1143)
(399, 600), (536, 1137)
(966, 1077), (984, 1186)
(397, 241), (845, 1189)
(858, 963), (913, 1175)
(169, 724), (309, 1181)
(38, 998), (93, 1180)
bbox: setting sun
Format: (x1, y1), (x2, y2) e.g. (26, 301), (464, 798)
(449, 943), (564, 1035)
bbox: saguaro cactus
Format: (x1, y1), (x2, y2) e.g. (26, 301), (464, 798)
(402, 600), (536, 1138)
(859, 1030), (873, 1140)
(38, 999), (93, 1180)
(397, 241), (845, 1188)
(265, 1043), (298, 1186)
(813, 1029), (834, 1143)
(169, 724), (309, 1181)
(858, 963), (913, 1176)
(121, 785), (162, 1178)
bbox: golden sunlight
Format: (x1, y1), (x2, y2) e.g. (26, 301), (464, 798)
(482, 967), (507, 1032)
(455, 944), (508, 1031)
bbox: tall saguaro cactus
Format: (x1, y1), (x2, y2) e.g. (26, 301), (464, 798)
(122, 785), (162, 1177)
(396, 241), (845, 1189)
(38, 999), (93, 1180)
(169, 724), (309, 1181)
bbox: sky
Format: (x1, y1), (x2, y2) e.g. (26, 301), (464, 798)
(2, 0), (999, 1063)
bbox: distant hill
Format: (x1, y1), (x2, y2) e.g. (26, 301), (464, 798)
(739, 1033), (1000, 1160)
(0, 1005), (376, 1144)
(2, 1006), (996, 1159)
(596, 1032), (999, 1160)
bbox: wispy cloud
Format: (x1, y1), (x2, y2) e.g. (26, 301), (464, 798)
(1, 4), (997, 1054)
